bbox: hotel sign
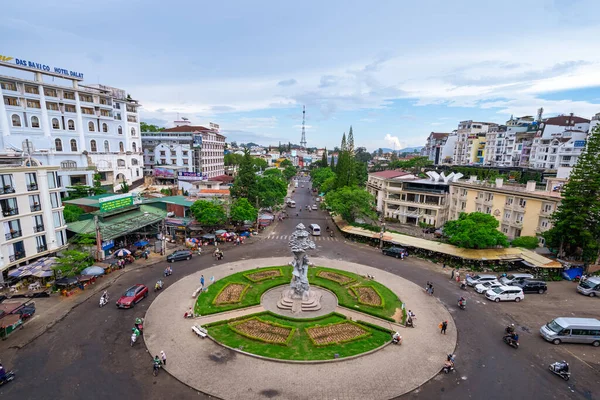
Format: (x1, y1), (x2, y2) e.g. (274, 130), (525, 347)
(178, 172), (208, 181)
(99, 194), (133, 212)
(0, 53), (84, 79)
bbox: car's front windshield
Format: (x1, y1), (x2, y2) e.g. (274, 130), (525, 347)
(492, 287), (504, 294)
(579, 280), (595, 289)
(546, 320), (565, 333)
(471, 275), (481, 280)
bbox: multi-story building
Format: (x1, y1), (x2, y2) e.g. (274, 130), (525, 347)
(0, 60), (143, 191)
(453, 121), (498, 165)
(423, 132), (450, 164)
(449, 177), (563, 241)
(0, 156), (68, 281)
(367, 170), (416, 212)
(439, 132), (458, 164)
(142, 120), (225, 180)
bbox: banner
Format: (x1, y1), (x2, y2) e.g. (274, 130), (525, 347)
(99, 194), (133, 212)
(154, 167), (176, 178)
(178, 171), (206, 181)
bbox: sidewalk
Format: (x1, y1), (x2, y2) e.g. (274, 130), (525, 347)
(0, 253), (166, 350)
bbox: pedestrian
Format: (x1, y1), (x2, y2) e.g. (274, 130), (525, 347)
(455, 272), (460, 283)
(451, 269), (455, 280)
(441, 320), (448, 334)
(200, 274), (205, 288)
(400, 252), (404, 260)
(160, 350), (167, 365)
(430, 286), (434, 296)
(425, 281), (430, 292)
(442, 263), (446, 269)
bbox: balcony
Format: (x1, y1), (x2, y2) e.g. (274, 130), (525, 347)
(34, 224), (45, 232)
(37, 245), (48, 253)
(5, 230), (22, 240)
(27, 183), (38, 191)
(30, 204), (42, 212)
(2, 207), (18, 217)
(0, 185), (15, 195)
(9, 252), (26, 262)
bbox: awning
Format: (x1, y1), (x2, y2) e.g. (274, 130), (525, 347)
(0, 314), (22, 329)
(55, 277), (79, 286)
(134, 240), (149, 247)
(202, 234), (216, 239)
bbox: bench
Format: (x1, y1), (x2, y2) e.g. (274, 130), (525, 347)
(192, 325), (207, 338)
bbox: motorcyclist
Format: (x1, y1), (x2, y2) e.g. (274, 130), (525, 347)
(458, 296), (466, 307)
(153, 355), (162, 372)
(392, 332), (402, 344)
(460, 279), (467, 289)
(506, 324), (515, 335)
(555, 361), (569, 373)
(100, 290), (108, 303)
(132, 327), (140, 337)
(155, 280), (163, 290)
(0, 362), (6, 381)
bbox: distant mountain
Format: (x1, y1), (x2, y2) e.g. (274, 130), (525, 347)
(377, 146), (423, 154)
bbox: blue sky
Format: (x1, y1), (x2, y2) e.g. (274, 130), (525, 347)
(2, 0), (600, 151)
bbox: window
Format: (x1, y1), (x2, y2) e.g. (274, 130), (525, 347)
(63, 91), (75, 100)
(68, 120), (75, 130)
(53, 211), (63, 228)
(131, 159), (139, 165)
(79, 94), (93, 103)
(170, 151), (176, 156)
(70, 139), (78, 152)
(0, 197), (18, 216)
(48, 172), (58, 189)
(1, 81), (17, 91)
(104, 140), (109, 152)
(160, 151), (166, 156)
(46, 102), (59, 111)
(182, 151), (188, 156)
(171, 159), (177, 164)
(4, 220), (22, 240)
(114, 113), (122, 120)
(30, 195), (41, 212)
(127, 115), (137, 123)
(183, 159), (189, 165)
(0, 174), (15, 195)
(11, 114), (21, 127)
(27, 100), (41, 108)
(26, 173), (38, 191)
(44, 88), (57, 97)
(33, 215), (44, 232)
(90, 140), (97, 152)
(81, 107), (94, 115)
(100, 109), (111, 117)
(118, 126), (123, 135)
(132, 142), (137, 152)
(25, 85), (39, 94)
(114, 103), (121, 110)
(36, 235), (48, 252)
(31, 116), (40, 128)
(57, 229), (66, 246)
(99, 98), (109, 105)
(102, 123), (108, 133)
(50, 192), (61, 208)
(88, 121), (95, 132)
(117, 159), (126, 167)
(119, 142), (124, 152)
(64, 104), (76, 113)
(126, 105), (137, 113)
(61, 160), (77, 168)
(52, 118), (60, 129)
(131, 127), (136, 136)
(518, 198), (527, 207)
(4, 97), (19, 106)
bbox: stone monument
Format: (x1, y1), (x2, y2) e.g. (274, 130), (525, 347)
(277, 223), (322, 313)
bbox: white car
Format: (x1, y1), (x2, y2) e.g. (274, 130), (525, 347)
(485, 286), (525, 302)
(312, 204), (318, 210)
(466, 274), (497, 287)
(475, 280), (502, 294)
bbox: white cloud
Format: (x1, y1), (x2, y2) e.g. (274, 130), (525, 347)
(384, 134), (407, 150)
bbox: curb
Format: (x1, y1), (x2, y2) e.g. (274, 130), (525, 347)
(8, 257), (166, 350)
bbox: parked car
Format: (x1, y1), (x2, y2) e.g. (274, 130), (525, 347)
(475, 280), (502, 294)
(577, 277), (600, 297)
(422, 227), (436, 234)
(466, 274), (497, 287)
(485, 286), (524, 302)
(15, 303), (36, 320)
(311, 204), (318, 210)
(499, 273), (534, 285)
(514, 280), (547, 294)
(167, 250), (193, 262)
(116, 284), (149, 308)
(382, 246), (407, 258)
(540, 317), (600, 346)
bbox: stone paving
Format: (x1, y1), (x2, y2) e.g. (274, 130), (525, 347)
(144, 257), (457, 400)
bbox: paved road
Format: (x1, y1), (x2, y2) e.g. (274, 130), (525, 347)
(1, 176), (598, 400)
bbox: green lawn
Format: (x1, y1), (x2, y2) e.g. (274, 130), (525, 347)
(196, 266), (404, 323)
(206, 311), (392, 361)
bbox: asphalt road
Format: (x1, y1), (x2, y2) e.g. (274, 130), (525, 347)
(1, 176), (598, 400)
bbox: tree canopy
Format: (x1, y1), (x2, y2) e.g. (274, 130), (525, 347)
(282, 165), (297, 181)
(224, 153), (244, 166)
(64, 183), (104, 200)
(262, 168), (284, 179)
(230, 148), (259, 204)
(230, 198), (258, 223)
(257, 175), (288, 207)
(140, 122), (164, 132)
(444, 212), (508, 249)
(53, 250), (94, 278)
(511, 236), (540, 249)
(325, 186), (376, 223)
(280, 159), (293, 168)
(63, 204), (84, 223)
(310, 167), (335, 189)
(190, 200), (227, 227)
(253, 157), (268, 171)
(321, 148), (328, 167)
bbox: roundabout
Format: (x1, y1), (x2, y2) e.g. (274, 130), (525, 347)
(144, 256), (457, 399)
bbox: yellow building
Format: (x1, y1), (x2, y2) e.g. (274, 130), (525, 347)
(465, 135), (486, 164)
(449, 177), (564, 241)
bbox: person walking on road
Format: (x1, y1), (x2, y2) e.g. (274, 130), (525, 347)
(441, 320), (448, 334)
(160, 350), (167, 366)
(200, 275), (205, 289)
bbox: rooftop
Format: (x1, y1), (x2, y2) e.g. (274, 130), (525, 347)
(370, 170), (413, 179)
(545, 115), (590, 126)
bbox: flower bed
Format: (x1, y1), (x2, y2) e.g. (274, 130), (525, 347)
(350, 286), (384, 308)
(229, 317), (295, 345)
(316, 270), (356, 285)
(306, 321), (370, 346)
(243, 268), (283, 282)
(213, 283), (250, 305)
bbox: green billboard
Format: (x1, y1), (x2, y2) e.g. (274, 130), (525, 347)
(99, 194), (133, 212)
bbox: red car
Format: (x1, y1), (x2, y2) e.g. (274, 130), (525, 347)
(116, 284), (148, 308)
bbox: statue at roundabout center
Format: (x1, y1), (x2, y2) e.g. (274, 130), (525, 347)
(277, 223), (322, 313)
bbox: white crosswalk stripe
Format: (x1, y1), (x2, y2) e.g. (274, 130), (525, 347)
(264, 234), (337, 242)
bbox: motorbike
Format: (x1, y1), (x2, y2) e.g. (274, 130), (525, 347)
(406, 317), (415, 328)
(135, 317), (144, 334)
(458, 300), (466, 310)
(460, 283), (467, 290)
(153, 362), (162, 377)
(392, 333), (402, 345)
(99, 293), (109, 307)
(442, 354), (455, 374)
(0, 370), (15, 386)
(164, 267), (173, 277)
(503, 335), (519, 349)
(549, 361), (570, 381)
(154, 280), (163, 292)
(130, 332), (138, 347)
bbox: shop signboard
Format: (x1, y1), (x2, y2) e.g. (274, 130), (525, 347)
(99, 194), (133, 212)
(102, 239), (115, 251)
(193, 134), (203, 148)
(178, 171), (206, 181)
(154, 167), (176, 178)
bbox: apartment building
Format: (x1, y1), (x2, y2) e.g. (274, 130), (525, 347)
(452, 120), (498, 165)
(449, 177), (563, 241)
(0, 60), (143, 191)
(423, 132), (450, 164)
(367, 170), (416, 212)
(0, 158), (67, 281)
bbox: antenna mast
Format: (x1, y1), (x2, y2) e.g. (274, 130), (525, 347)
(300, 105), (307, 149)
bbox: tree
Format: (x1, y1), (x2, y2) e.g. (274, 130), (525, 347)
(53, 250), (93, 278)
(545, 125), (600, 262)
(224, 153), (244, 166)
(443, 212), (509, 249)
(325, 186), (376, 223)
(347, 126), (355, 155)
(262, 168), (284, 179)
(230, 141), (238, 148)
(283, 165), (297, 181)
(280, 159), (293, 168)
(230, 198), (258, 224)
(257, 175), (287, 207)
(511, 236), (540, 249)
(334, 131), (356, 189)
(65, 184), (95, 200)
(310, 167), (335, 188)
(377, 148), (384, 157)
(92, 173), (105, 195)
(120, 179), (130, 193)
(321, 176), (336, 194)
(70, 233), (97, 246)
(355, 147), (372, 163)
(252, 157), (268, 172)
(140, 122), (164, 132)
(321, 148), (328, 167)
(287, 142), (291, 152)
(230, 148), (259, 204)
(64, 204), (84, 223)
(191, 200), (227, 227)
(354, 162), (368, 187)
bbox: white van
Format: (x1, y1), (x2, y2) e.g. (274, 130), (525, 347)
(485, 285), (524, 302)
(540, 317), (600, 346)
(287, 200), (296, 208)
(309, 224), (321, 236)
(500, 273), (534, 285)
(577, 277), (600, 297)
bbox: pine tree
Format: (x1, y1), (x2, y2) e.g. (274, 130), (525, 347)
(230, 148), (258, 205)
(341, 132), (347, 151)
(322, 148), (328, 167)
(546, 125), (600, 263)
(347, 126), (355, 156)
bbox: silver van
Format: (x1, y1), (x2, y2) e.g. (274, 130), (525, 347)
(500, 273), (534, 285)
(577, 277), (600, 297)
(539, 317), (600, 346)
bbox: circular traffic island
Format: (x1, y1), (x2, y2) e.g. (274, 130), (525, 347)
(144, 257), (457, 400)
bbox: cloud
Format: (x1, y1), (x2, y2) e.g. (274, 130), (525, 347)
(383, 134), (408, 150)
(210, 105), (236, 112)
(318, 75), (338, 88)
(238, 116), (278, 129)
(278, 78), (297, 87)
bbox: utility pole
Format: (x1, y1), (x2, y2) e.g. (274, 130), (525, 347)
(379, 215), (386, 249)
(94, 215), (102, 261)
(161, 218), (166, 256)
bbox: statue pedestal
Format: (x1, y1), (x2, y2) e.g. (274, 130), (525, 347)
(277, 288), (322, 313)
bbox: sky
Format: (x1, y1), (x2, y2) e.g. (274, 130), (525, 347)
(2, 0), (600, 151)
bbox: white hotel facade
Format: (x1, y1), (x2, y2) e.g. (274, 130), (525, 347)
(0, 60), (143, 192)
